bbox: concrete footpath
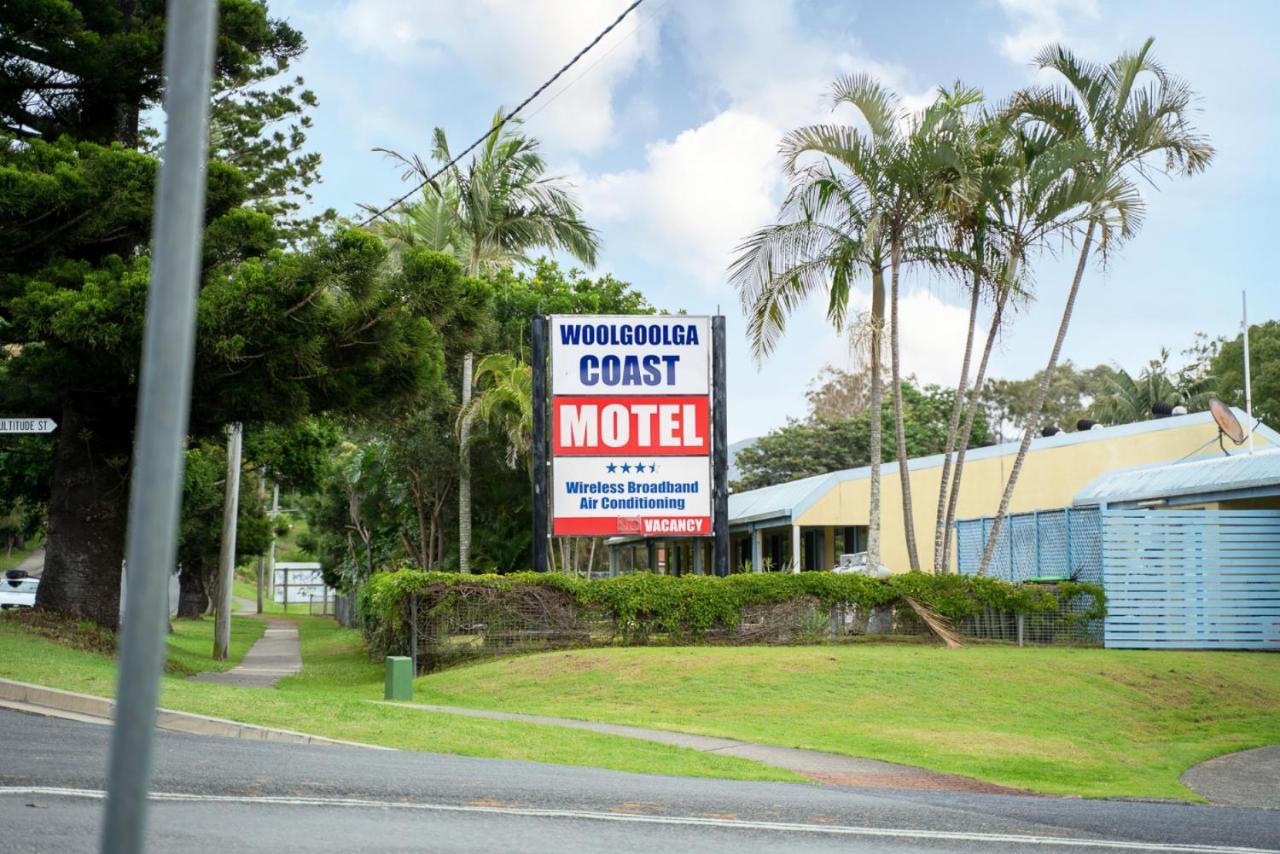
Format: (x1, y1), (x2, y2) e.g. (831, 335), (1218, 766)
(1183, 745), (1280, 810)
(189, 618), (302, 689)
(378, 700), (1029, 795)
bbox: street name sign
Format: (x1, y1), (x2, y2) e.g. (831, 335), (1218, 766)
(549, 316), (712, 537)
(0, 418), (57, 434)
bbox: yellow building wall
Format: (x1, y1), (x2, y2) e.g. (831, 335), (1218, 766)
(795, 419), (1276, 573)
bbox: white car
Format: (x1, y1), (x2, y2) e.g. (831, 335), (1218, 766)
(0, 572), (38, 609)
(831, 552), (892, 578)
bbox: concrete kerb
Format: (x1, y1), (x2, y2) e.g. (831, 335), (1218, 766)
(0, 677), (390, 751)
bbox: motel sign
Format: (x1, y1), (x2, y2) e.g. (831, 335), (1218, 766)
(549, 316), (713, 537)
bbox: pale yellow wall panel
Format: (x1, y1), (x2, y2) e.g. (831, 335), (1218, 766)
(794, 419), (1275, 573)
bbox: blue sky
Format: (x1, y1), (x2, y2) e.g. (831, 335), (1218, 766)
(270, 0), (1280, 443)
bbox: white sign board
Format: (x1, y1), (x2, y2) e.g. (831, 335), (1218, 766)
(0, 418), (57, 433)
(550, 315), (712, 537)
(550, 316), (709, 394)
(272, 562), (332, 604)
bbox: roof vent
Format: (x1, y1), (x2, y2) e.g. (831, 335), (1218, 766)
(1076, 419), (1099, 431)
(1152, 402), (1175, 418)
(1041, 425), (1061, 437)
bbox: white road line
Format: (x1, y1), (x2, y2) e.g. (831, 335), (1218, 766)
(0, 786), (1273, 853)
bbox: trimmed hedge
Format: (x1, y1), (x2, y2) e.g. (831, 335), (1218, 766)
(359, 570), (1106, 656)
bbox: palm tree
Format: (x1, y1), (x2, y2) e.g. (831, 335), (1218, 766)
(378, 109), (601, 575)
(731, 74), (903, 572)
(976, 39), (1214, 576)
(1090, 349), (1214, 424)
(383, 110), (600, 277)
(927, 85), (1003, 571)
(937, 114), (1102, 571)
(464, 353), (534, 471)
(367, 181), (471, 264)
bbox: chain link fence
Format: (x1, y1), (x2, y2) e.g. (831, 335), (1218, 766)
(955, 507), (1104, 644)
(390, 583), (1096, 673)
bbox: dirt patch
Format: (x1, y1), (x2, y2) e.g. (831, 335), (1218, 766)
(804, 769), (1038, 796)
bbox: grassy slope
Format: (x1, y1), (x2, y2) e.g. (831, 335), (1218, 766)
(423, 645), (1280, 800)
(0, 614), (797, 783)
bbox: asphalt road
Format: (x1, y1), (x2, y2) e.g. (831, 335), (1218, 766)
(1, 708), (1277, 854)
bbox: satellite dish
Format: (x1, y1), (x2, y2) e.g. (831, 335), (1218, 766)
(1209, 398), (1246, 451)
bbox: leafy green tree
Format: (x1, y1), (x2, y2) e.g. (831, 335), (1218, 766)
(1, 0), (303, 147)
(977, 38), (1214, 576)
(1091, 349), (1213, 424)
(176, 441), (272, 618)
(1213, 320), (1280, 429)
(980, 361), (1116, 441)
(733, 382), (990, 492)
(376, 113), (600, 574)
(1, 4), (444, 627)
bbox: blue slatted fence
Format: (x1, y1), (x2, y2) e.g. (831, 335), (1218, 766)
(1102, 509), (1280, 650)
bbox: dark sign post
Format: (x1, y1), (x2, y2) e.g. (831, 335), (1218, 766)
(531, 316), (549, 572)
(712, 316), (729, 576)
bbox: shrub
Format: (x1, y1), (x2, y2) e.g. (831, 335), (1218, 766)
(358, 570), (1105, 664)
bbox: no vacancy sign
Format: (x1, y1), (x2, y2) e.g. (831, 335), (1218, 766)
(550, 315), (712, 536)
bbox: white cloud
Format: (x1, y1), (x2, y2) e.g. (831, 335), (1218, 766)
(335, 0), (660, 153)
(812, 289), (975, 388)
(581, 110), (786, 289)
(996, 0), (1101, 66)
(578, 1), (941, 291)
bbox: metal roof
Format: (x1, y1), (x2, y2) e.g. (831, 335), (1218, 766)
(1073, 448), (1280, 507)
(730, 407), (1279, 527)
(607, 408), (1279, 542)
(728, 471), (837, 527)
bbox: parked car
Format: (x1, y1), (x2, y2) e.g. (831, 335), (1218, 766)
(0, 570), (38, 609)
(831, 552), (891, 578)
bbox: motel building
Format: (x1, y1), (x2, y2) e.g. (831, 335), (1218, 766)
(605, 407), (1280, 577)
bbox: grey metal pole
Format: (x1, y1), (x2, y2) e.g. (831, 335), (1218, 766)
(712, 316), (729, 577)
(213, 422), (243, 660)
(100, 2), (218, 851)
(531, 317), (549, 572)
(1243, 290), (1255, 454)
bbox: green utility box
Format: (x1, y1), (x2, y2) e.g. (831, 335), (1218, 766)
(385, 655), (413, 701)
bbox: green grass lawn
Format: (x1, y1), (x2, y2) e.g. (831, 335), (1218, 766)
(0, 613), (797, 783)
(230, 579), (312, 615)
(422, 645), (1280, 800)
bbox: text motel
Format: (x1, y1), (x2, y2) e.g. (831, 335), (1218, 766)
(554, 396), (709, 454)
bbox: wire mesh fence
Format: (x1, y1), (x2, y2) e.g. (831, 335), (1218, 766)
(956, 507), (1103, 584)
(954, 507), (1104, 644)
(392, 582), (1096, 673)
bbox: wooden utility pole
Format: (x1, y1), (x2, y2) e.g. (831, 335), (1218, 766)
(255, 469), (265, 614)
(459, 352), (474, 574)
(213, 422), (242, 660)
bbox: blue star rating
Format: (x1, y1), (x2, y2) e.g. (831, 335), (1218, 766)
(605, 460), (657, 475)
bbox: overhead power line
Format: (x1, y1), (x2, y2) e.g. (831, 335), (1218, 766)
(357, 0), (646, 228)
